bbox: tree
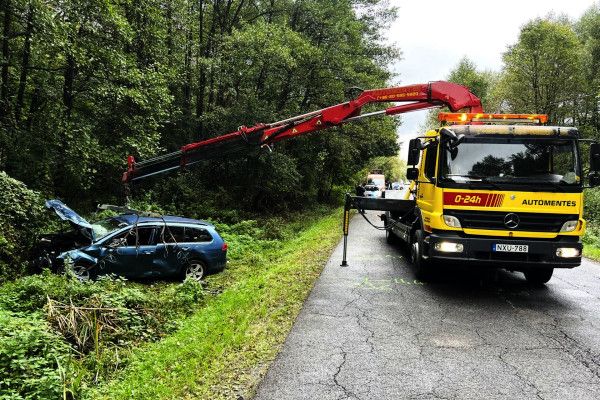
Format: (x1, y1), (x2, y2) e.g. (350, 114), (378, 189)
(575, 4), (600, 138)
(0, 0), (401, 212)
(423, 57), (499, 130)
(498, 17), (584, 124)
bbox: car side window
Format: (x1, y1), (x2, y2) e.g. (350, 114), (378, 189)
(185, 227), (213, 242)
(110, 227), (155, 247)
(161, 226), (185, 243)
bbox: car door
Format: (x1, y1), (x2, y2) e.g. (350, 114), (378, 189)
(99, 226), (158, 278)
(417, 143), (439, 224)
(153, 225), (187, 277)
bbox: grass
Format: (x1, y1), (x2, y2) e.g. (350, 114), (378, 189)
(89, 207), (343, 399)
(583, 244), (600, 262)
(583, 224), (600, 262)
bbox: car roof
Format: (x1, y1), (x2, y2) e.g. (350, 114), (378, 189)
(113, 214), (214, 227)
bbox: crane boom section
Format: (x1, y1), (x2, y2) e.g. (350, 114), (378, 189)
(123, 81), (483, 183)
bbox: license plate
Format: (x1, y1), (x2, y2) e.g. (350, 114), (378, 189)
(493, 244), (528, 253)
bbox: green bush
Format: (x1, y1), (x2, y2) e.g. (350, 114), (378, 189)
(585, 188), (600, 226)
(0, 272), (205, 350)
(0, 271), (207, 396)
(0, 172), (50, 281)
(0, 309), (72, 399)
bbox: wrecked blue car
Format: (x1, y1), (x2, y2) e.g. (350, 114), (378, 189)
(36, 200), (227, 281)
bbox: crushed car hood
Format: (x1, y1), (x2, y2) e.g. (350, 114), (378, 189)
(45, 200), (94, 238)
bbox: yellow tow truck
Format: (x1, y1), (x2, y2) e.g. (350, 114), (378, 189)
(345, 112), (600, 284)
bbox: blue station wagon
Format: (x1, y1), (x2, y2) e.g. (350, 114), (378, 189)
(45, 200), (227, 281)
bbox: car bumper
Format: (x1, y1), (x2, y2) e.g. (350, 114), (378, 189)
(424, 233), (581, 268)
(208, 261), (226, 273)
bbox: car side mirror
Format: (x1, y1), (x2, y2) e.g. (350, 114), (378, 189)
(407, 138), (421, 166)
(406, 167), (419, 181)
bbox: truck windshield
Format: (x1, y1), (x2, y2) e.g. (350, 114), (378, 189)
(439, 137), (580, 188)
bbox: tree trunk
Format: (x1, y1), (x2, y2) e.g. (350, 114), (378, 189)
(15, 3), (33, 123)
(183, 17), (193, 119)
(63, 52), (76, 118)
(0, 0), (12, 122)
(195, 0), (205, 127)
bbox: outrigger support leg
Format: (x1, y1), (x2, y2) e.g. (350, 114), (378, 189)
(339, 193), (416, 267)
(341, 194), (351, 267)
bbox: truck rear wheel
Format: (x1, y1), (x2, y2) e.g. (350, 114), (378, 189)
(524, 268), (554, 285)
(411, 230), (432, 280)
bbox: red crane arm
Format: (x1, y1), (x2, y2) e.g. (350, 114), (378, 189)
(123, 81), (482, 182)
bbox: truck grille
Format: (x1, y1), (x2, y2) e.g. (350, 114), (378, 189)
(444, 210), (578, 232)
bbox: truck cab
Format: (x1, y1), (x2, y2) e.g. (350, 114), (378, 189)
(385, 113), (600, 284)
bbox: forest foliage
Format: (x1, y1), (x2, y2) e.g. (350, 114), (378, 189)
(0, 0), (400, 214)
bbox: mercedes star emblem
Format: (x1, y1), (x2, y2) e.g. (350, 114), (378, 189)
(504, 213), (520, 229)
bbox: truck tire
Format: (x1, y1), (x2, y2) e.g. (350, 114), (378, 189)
(411, 230), (432, 280)
(524, 268), (554, 285)
(386, 228), (397, 244)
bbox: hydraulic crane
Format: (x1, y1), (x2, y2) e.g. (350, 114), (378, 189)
(122, 81), (483, 183)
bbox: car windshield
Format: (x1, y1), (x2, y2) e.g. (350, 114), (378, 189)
(439, 137), (580, 187)
(90, 218), (127, 241)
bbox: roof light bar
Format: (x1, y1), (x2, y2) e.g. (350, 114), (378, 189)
(438, 112), (548, 124)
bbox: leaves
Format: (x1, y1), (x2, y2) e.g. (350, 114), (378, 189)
(0, 0), (399, 213)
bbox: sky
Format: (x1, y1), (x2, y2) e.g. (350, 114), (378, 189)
(386, 0), (597, 153)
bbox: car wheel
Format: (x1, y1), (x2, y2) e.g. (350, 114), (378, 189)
(70, 264), (95, 282)
(184, 260), (206, 282)
(411, 230), (433, 280)
(524, 268), (554, 285)
(31, 254), (52, 272)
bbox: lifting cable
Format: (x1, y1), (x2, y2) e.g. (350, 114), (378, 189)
(356, 207), (416, 232)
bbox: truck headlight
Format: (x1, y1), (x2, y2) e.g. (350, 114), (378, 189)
(556, 247), (580, 258)
(443, 215), (461, 228)
(559, 220), (578, 232)
(434, 242), (464, 252)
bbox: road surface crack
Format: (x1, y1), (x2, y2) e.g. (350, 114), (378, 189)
(333, 348), (361, 400)
(498, 348), (544, 399)
(539, 313), (600, 380)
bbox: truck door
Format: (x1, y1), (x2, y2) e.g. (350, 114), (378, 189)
(417, 143), (438, 218)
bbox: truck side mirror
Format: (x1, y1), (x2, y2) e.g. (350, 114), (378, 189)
(590, 143), (600, 173)
(407, 138), (421, 166)
(406, 167), (419, 181)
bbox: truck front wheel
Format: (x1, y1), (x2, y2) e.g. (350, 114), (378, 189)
(385, 223), (398, 244)
(524, 268), (554, 285)
(411, 230), (432, 280)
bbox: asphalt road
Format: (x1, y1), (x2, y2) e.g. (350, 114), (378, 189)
(255, 211), (600, 400)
